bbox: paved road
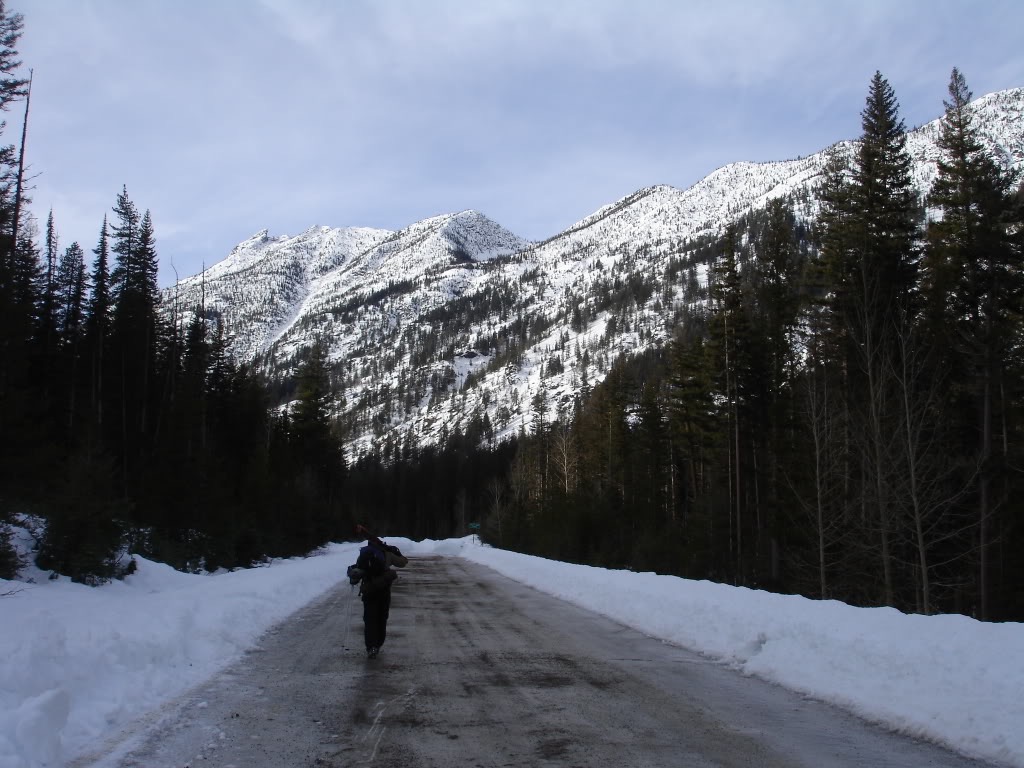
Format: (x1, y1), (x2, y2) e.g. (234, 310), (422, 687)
(76, 556), (993, 768)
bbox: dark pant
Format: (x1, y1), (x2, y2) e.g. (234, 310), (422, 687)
(362, 590), (392, 650)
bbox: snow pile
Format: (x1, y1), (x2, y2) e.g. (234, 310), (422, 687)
(1, 536), (1022, 767)
(0, 544), (359, 767)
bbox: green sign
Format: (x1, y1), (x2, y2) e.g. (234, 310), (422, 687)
(468, 522), (481, 530)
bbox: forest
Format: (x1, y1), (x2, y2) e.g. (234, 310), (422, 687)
(0, 6), (351, 580)
(1, 3), (1022, 621)
(349, 70), (1024, 622)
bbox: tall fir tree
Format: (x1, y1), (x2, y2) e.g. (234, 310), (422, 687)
(666, 334), (714, 530)
(108, 190), (162, 492)
(109, 186), (140, 300)
(85, 216), (112, 440)
(40, 209), (59, 347)
(55, 241), (86, 347)
(53, 240), (87, 441)
(923, 68), (1022, 619)
(288, 340), (346, 549)
(750, 198), (804, 586)
(707, 226), (753, 583)
(820, 72), (920, 607)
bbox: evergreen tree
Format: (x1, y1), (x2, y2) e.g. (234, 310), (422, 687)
(40, 209), (59, 349)
(825, 72), (919, 357)
(854, 72), (919, 313)
(109, 191), (161, 491)
(288, 341), (346, 548)
(633, 381), (669, 561)
(707, 227), (754, 582)
(820, 72), (920, 606)
(110, 186), (140, 298)
(666, 334), (714, 527)
(85, 217), (112, 439)
(755, 199), (802, 391)
(923, 68), (1022, 618)
(55, 241), (86, 347)
(53, 240), (87, 439)
(749, 199), (804, 586)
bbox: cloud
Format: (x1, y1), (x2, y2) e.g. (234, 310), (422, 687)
(16, 0), (1024, 287)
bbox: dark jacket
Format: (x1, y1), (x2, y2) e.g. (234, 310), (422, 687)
(348, 539), (408, 596)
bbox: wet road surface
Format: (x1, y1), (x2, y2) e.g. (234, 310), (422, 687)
(74, 556), (994, 767)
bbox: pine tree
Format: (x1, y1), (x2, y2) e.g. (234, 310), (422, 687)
(288, 340), (346, 548)
(819, 72), (921, 607)
(666, 335), (714, 521)
(85, 217), (112, 437)
(40, 209), (59, 350)
(110, 187), (140, 300)
(826, 73), (919, 355)
(635, 381), (668, 533)
(707, 227), (753, 582)
(55, 241), (86, 346)
(52, 241), (87, 439)
(109, 190), (161, 491)
(291, 342), (334, 449)
(924, 68), (1022, 618)
(179, 310), (209, 458)
(756, 199), (802, 390)
(748, 199), (804, 585)
(133, 209), (160, 434)
(854, 72), (919, 316)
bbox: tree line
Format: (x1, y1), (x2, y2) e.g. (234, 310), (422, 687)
(452, 70), (1022, 620)
(0, 5), (352, 581)
(354, 70), (1024, 621)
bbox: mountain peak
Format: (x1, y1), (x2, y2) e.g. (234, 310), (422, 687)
(437, 210), (531, 262)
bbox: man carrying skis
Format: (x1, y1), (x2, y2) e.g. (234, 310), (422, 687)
(347, 531), (408, 659)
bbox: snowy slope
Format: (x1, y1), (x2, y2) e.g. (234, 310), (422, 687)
(265, 210), (532, 364)
(162, 88), (1024, 459)
(169, 225), (393, 361)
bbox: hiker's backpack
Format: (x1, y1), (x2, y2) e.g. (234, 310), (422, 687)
(354, 544), (393, 594)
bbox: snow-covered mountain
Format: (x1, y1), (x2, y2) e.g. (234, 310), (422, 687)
(169, 224), (392, 362)
(165, 88), (1024, 459)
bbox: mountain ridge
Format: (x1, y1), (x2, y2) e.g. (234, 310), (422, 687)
(165, 87), (1024, 458)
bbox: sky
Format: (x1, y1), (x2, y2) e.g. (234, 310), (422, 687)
(2, 531), (1021, 768)
(12, 0), (1024, 287)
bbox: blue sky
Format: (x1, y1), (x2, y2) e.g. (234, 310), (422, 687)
(14, 0), (1024, 287)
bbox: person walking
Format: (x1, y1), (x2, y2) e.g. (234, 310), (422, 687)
(348, 533), (408, 658)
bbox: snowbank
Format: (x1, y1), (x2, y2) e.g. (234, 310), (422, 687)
(458, 542), (1024, 767)
(1, 535), (1021, 767)
(0, 544), (358, 767)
